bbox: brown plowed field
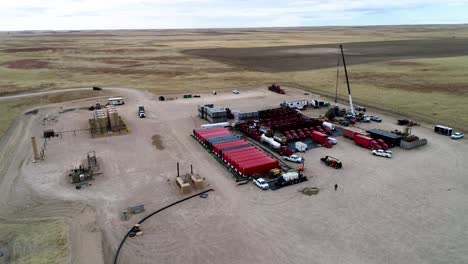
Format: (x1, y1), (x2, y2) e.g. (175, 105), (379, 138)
(183, 39), (468, 72)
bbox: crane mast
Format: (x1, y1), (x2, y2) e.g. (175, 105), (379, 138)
(339, 44), (355, 117)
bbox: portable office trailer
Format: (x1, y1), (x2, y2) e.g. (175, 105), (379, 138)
(281, 100), (308, 110)
(108, 97), (124, 105)
(434, 125), (453, 136)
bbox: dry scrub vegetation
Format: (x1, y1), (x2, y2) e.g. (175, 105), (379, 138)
(0, 25), (468, 129)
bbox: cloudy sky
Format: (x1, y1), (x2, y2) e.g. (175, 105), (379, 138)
(1, 0), (467, 30)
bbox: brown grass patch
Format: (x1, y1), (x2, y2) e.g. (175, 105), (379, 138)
(2, 59), (49, 69)
(2, 47), (62, 53)
(386, 61), (426, 66)
(74, 67), (184, 76)
(93, 48), (158, 54)
(385, 82), (468, 93)
(152, 134), (164, 150)
(351, 71), (468, 93)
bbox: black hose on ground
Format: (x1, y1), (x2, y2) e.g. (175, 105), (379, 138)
(113, 188), (214, 264)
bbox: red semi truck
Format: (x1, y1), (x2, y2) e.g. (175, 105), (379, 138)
(342, 128), (355, 139)
(353, 133), (380, 149)
(311, 131), (333, 148)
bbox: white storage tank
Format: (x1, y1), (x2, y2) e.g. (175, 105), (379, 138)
(260, 134), (281, 149)
(322, 121), (336, 131)
(281, 172), (299, 181)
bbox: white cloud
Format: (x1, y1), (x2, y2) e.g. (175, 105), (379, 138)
(0, 0), (467, 30)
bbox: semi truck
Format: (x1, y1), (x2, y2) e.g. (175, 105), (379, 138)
(353, 133), (383, 149)
(268, 83), (285, 94)
(311, 131), (333, 148)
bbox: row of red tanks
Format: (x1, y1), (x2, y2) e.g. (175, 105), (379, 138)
(283, 125), (331, 140)
(193, 127), (279, 177)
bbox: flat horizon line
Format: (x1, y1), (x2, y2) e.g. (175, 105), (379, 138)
(1, 23), (468, 33)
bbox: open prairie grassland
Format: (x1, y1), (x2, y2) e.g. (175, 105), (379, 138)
(1, 25), (468, 130)
(0, 220), (68, 264)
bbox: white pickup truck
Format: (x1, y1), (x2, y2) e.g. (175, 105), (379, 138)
(284, 154), (304, 163)
(254, 178), (269, 190)
(372, 149), (392, 158)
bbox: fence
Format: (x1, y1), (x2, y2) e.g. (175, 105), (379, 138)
(400, 138), (428, 150)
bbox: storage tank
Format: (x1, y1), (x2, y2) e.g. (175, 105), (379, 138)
(260, 134), (281, 149)
(201, 122), (229, 129)
(280, 171), (299, 181)
(322, 122), (335, 131)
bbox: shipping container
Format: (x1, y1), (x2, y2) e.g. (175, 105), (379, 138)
(226, 149), (265, 165)
(214, 141), (250, 155)
(218, 144), (252, 156)
(353, 133), (373, 148)
(367, 129), (402, 147)
(212, 139), (248, 154)
(198, 132), (231, 143)
(341, 128), (356, 139)
(222, 146), (257, 162)
(231, 152), (269, 168)
(238, 158), (279, 177)
(213, 139), (247, 149)
(199, 131), (232, 143)
(193, 127), (228, 139)
(201, 122), (229, 129)
(205, 135), (240, 148)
